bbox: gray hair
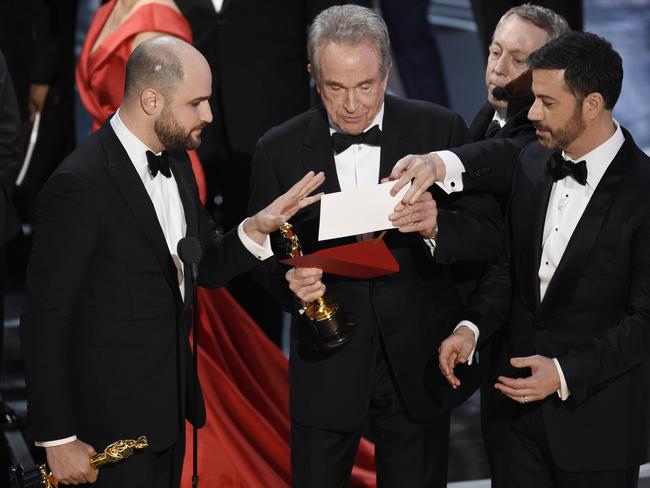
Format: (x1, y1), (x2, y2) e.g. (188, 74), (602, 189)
(124, 36), (185, 101)
(495, 3), (570, 42)
(308, 5), (392, 78)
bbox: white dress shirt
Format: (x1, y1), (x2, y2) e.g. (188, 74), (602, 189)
(36, 110), (272, 448)
(329, 105), (436, 251)
(450, 121), (624, 401)
(329, 106), (384, 193)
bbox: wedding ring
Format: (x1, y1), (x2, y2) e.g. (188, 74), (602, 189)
(523, 395), (528, 403)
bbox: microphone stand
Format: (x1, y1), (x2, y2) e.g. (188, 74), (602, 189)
(189, 260), (199, 488)
(177, 236), (203, 488)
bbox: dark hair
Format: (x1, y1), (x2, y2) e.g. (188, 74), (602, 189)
(124, 37), (184, 101)
(528, 31), (623, 110)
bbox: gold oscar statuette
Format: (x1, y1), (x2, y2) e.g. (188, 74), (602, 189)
(280, 223), (356, 350)
(24, 436), (149, 488)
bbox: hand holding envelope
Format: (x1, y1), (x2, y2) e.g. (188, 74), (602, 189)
(282, 181), (438, 288)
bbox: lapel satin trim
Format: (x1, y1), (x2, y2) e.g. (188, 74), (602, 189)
(469, 102), (495, 142)
(169, 152), (198, 305)
(99, 124), (182, 301)
(379, 96), (412, 182)
(298, 107), (341, 195)
(538, 139), (630, 318)
(518, 153), (554, 312)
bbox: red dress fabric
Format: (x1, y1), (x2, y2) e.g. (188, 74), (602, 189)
(77, 2), (377, 485)
(76, 0), (206, 202)
(181, 289), (376, 487)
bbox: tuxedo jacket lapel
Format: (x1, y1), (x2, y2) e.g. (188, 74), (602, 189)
(169, 152), (199, 305)
(539, 141), (630, 318)
(99, 124), (182, 301)
(380, 96), (412, 182)
(298, 107), (341, 194)
(519, 154), (554, 312)
(469, 102), (494, 142)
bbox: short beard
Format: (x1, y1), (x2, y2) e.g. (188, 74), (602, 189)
(154, 107), (202, 151)
(535, 100), (586, 151)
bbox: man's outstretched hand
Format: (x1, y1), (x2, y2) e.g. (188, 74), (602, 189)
(244, 171), (325, 244)
(383, 152), (446, 206)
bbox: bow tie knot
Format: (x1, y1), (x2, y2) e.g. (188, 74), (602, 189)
(331, 125), (382, 155)
(548, 152), (588, 186)
(146, 150), (172, 178)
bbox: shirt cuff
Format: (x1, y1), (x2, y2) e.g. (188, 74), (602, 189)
(454, 321), (479, 365)
(35, 435), (77, 447)
(435, 150), (465, 194)
(553, 358), (570, 400)
(237, 219), (273, 260)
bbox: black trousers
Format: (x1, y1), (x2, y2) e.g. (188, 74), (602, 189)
(490, 405), (639, 488)
(77, 435), (184, 488)
(291, 341), (450, 488)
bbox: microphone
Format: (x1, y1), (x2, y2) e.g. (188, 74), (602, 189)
(177, 236), (202, 283)
(492, 70), (534, 119)
(492, 86), (508, 100)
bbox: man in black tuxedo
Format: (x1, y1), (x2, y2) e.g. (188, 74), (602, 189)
(435, 32), (650, 487)
(451, 4), (567, 301)
(452, 5), (568, 478)
(20, 36), (323, 487)
(248, 5), (502, 487)
(468, 4), (567, 144)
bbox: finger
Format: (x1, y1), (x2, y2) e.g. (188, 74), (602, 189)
(390, 172), (413, 197)
(292, 267), (323, 279)
(284, 171), (317, 199)
(296, 172), (325, 199)
(497, 376), (535, 389)
(389, 155), (412, 181)
(300, 284), (326, 302)
(440, 349), (458, 376)
(296, 192), (324, 209)
(289, 277), (324, 293)
(510, 356), (538, 369)
(494, 382), (534, 398)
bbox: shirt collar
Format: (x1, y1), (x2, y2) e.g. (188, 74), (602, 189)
(492, 110), (507, 128)
(110, 110), (160, 178)
(328, 103), (385, 135)
(561, 119), (624, 189)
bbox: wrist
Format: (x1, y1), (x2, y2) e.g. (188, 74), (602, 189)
(243, 216), (266, 246)
(429, 153), (446, 181)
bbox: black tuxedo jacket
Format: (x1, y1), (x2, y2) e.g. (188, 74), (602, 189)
(468, 100), (535, 144)
(463, 130), (650, 471)
(20, 122), (260, 451)
(248, 95), (503, 431)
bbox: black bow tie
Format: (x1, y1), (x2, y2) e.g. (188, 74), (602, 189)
(548, 152), (588, 186)
(331, 125), (382, 155)
(146, 150), (172, 178)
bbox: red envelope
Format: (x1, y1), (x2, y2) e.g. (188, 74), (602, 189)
(280, 238), (400, 279)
